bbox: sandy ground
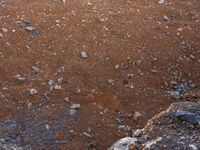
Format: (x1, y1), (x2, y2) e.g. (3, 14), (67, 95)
(0, 0), (200, 149)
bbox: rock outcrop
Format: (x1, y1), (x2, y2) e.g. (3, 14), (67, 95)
(109, 102), (200, 150)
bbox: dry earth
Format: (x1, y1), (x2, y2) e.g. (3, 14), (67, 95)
(0, 0), (200, 149)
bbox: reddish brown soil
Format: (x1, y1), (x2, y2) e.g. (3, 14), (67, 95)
(0, 0), (200, 149)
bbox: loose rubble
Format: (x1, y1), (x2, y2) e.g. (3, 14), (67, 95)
(109, 102), (200, 150)
(0, 0), (200, 149)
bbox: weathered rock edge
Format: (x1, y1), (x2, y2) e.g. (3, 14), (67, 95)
(108, 102), (200, 150)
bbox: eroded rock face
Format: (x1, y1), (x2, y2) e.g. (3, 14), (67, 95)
(108, 102), (200, 150)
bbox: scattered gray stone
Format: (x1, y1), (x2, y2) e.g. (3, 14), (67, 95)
(169, 90), (181, 99)
(31, 29), (41, 36)
(20, 21), (41, 36)
(107, 79), (115, 85)
(169, 82), (190, 99)
(115, 63), (129, 70)
(20, 21), (32, 28)
(31, 66), (39, 74)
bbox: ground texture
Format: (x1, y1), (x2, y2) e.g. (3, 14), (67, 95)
(0, 0), (200, 149)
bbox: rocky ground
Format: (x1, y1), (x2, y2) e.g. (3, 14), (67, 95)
(109, 102), (200, 150)
(0, 0), (200, 149)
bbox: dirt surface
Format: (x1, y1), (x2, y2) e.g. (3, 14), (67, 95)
(0, 0), (200, 149)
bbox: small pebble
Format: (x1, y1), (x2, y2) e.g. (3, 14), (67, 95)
(31, 66), (39, 74)
(15, 74), (26, 83)
(107, 79), (115, 85)
(70, 104), (81, 109)
(29, 88), (38, 95)
(80, 51), (88, 58)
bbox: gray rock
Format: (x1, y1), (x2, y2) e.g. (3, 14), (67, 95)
(132, 129), (143, 137)
(189, 144), (198, 150)
(118, 125), (126, 131)
(20, 21), (41, 36)
(107, 79), (115, 85)
(15, 74), (26, 83)
(31, 66), (39, 74)
(70, 109), (77, 117)
(175, 111), (198, 125)
(170, 91), (181, 99)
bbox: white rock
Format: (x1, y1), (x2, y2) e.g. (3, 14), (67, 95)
(46, 124), (50, 131)
(54, 84), (62, 90)
(25, 26), (35, 31)
(70, 104), (81, 109)
(189, 144), (198, 150)
(108, 137), (137, 150)
(159, 0), (165, 4)
(29, 88), (38, 95)
(132, 129), (143, 137)
(80, 51), (88, 58)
